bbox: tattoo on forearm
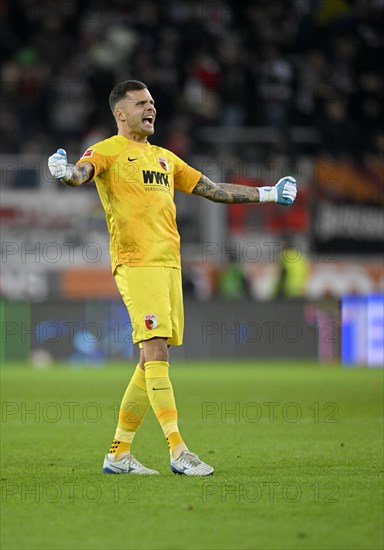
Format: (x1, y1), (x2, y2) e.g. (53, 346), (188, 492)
(212, 189), (229, 202)
(62, 163), (94, 186)
(192, 176), (216, 197)
(76, 164), (93, 182)
(193, 175), (260, 204)
(230, 192), (258, 203)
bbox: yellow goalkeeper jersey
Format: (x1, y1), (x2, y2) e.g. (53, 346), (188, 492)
(77, 135), (201, 271)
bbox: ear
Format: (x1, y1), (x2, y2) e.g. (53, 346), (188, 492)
(115, 108), (126, 122)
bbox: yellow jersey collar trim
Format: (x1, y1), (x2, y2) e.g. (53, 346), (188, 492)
(116, 135), (150, 148)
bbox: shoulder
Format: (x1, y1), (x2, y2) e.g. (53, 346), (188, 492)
(81, 135), (126, 157)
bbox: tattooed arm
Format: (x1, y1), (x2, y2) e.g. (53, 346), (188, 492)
(48, 148), (94, 187)
(60, 162), (95, 187)
(192, 175), (260, 203)
(192, 174), (297, 206)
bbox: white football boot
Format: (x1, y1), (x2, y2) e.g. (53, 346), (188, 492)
(103, 453), (159, 475)
(170, 450), (214, 476)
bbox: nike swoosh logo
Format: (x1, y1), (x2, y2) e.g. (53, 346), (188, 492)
(153, 387), (170, 391)
(128, 157), (138, 161)
(173, 463), (188, 472)
(110, 464), (133, 472)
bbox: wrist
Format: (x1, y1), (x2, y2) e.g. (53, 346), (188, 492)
(259, 186), (278, 203)
(60, 164), (75, 183)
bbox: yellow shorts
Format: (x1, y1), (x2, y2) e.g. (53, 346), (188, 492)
(114, 265), (184, 346)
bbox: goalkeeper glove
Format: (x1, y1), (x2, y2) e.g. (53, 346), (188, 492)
(259, 176), (297, 205)
(48, 148), (74, 180)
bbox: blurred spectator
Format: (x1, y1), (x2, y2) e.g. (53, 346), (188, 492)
(47, 63), (95, 146)
(2, 47), (47, 147)
(258, 46), (294, 129)
(317, 99), (360, 159)
(218, 251), (250, 300)
(274, 238), (310, 299)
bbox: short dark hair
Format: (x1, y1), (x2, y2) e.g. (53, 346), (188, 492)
(109, 80), (148, 112)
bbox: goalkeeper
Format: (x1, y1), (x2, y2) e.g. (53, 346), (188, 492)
(48, 80), (297, 476)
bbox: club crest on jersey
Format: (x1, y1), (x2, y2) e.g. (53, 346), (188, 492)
(82, 149), (94, 158)
(144, 314), (158, 330)
(158, 158), (169, 171)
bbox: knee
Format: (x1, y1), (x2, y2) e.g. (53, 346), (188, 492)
(142, 338), (168, 363)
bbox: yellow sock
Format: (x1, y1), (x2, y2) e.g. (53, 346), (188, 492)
(108, 439), (130, 457)
(145, 360), (186, 456)
(109, 364), (150, 460)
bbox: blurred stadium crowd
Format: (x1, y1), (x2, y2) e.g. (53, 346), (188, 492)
(1, 0), (383, 307)
(1, 0), (383, 163)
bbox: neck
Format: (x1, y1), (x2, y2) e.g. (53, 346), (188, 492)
(118, 129), (148, 144)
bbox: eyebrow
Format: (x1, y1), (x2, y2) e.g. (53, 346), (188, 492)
(135, 99), (155, 105)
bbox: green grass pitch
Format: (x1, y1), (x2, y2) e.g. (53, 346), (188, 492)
(1, 361), (383, 550)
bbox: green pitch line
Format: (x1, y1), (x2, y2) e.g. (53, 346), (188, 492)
(1, 362), (383, 550)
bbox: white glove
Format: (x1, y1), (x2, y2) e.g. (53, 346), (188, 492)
(259, 176), (297, 206)
(48, 148), (74, 180)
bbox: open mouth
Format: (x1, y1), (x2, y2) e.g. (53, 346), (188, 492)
(142, 115), (154, 129)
